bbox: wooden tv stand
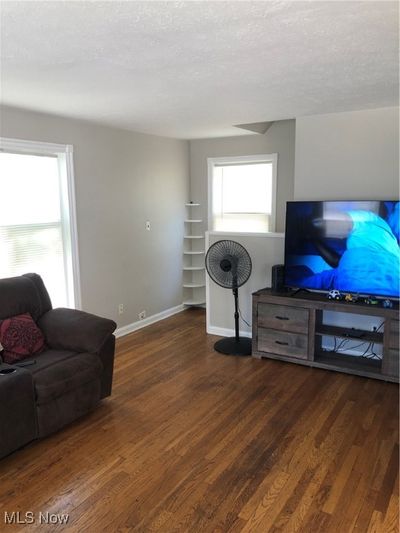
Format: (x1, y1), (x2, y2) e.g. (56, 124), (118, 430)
(252, 289), (399, 383)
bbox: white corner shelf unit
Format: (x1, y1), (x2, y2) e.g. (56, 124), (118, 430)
(183, 202), (206, 307)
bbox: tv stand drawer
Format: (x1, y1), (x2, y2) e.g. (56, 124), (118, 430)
(258, 303), (309, 334)
(258, 327), (308, 360)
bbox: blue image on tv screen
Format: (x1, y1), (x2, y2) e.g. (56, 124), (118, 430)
(284, 200), (400, 298)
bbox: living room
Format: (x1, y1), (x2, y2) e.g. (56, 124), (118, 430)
(0, 1), (399, 532)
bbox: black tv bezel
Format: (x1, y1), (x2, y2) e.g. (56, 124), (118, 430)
(283, 199), (400, 300)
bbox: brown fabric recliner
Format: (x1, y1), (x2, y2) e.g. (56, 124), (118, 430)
(0, 273), (116, 458)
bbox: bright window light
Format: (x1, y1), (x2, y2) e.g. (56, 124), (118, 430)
(209, 155), (277, 233)
(0, 143), (79, 308)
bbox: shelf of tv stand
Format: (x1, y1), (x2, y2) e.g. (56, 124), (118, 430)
(252, 288), (399, 383)
(315, 325), (383, 344)
(314, 351), (382, 377)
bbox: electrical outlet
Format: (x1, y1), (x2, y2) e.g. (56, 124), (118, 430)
(138, 310), (146, 320)
(118, 304), (124, 315)
(145, 221), (151, 231)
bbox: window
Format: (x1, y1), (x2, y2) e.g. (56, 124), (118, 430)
(208, 154), (277, 233)
(0, 138), (81, 308)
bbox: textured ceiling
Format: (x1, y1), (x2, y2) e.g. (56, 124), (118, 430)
(1, 1), (398, 139)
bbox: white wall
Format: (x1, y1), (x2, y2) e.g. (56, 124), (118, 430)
(0, 106), (189, 327)
(295, 106), (399, 199)
(206, 231), (284, 337)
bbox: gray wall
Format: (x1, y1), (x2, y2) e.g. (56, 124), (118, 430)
(189, 120), (296, 234)
(0, 106), (189, 326)
(194, 121), (295, 336)
(294, 106), (399, 347)
(206, 107), (399, 335)
(295, 106), (399, 199)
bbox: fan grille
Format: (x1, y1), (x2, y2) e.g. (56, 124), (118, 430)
(205, 240), (252, 288)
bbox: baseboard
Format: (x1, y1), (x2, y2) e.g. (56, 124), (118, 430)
(115, 304), (185, 338)
(207, 325), (252, 339)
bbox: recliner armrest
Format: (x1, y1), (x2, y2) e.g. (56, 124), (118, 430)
(38, 308), (117, 354)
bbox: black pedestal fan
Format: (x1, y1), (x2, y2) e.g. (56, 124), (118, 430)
(205, 240), (252, 356)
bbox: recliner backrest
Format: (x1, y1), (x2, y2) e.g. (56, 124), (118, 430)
(0, 273), (52, 321)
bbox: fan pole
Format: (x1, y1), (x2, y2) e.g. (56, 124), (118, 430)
(233, 287), (240, 342)
(213, 285), (252, 355)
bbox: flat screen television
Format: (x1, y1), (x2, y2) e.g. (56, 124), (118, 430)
(284, 200), (400, 299)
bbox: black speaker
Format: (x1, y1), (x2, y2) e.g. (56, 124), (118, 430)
(271, 264), (285, 292)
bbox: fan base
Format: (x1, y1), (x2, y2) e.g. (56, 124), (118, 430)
(214, 337), (252, 356)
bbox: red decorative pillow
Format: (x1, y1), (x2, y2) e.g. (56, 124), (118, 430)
(0, 313), (45, 364)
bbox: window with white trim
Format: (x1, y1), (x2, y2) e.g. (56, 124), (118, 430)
(0, 138), (81, 308)
(208, 154), (277, 233)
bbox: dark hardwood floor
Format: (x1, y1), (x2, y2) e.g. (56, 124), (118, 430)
(0, 308), (398, 532)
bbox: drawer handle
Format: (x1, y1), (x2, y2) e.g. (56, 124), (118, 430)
(275, 315), (289, 321)
(275, 340), (289, 346)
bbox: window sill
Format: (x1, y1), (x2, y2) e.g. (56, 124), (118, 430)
(206, 230), (284, 238)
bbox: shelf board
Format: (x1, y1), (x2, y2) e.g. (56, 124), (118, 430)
(183, 283), (206, 288)
(184, 219), (202, 223)
(315, 325), (383, 344)
(315, 351), (382, 375)
(185, 203), (200, 207)
(183, 251), (204, 255)
(183, 299), (206, 306)
(184, 235), (204, 239)
(183, 266), (205, 271)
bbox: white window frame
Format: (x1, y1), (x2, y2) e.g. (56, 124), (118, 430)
(207, 153), (278, 233)
(0, 137), (82, 309)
